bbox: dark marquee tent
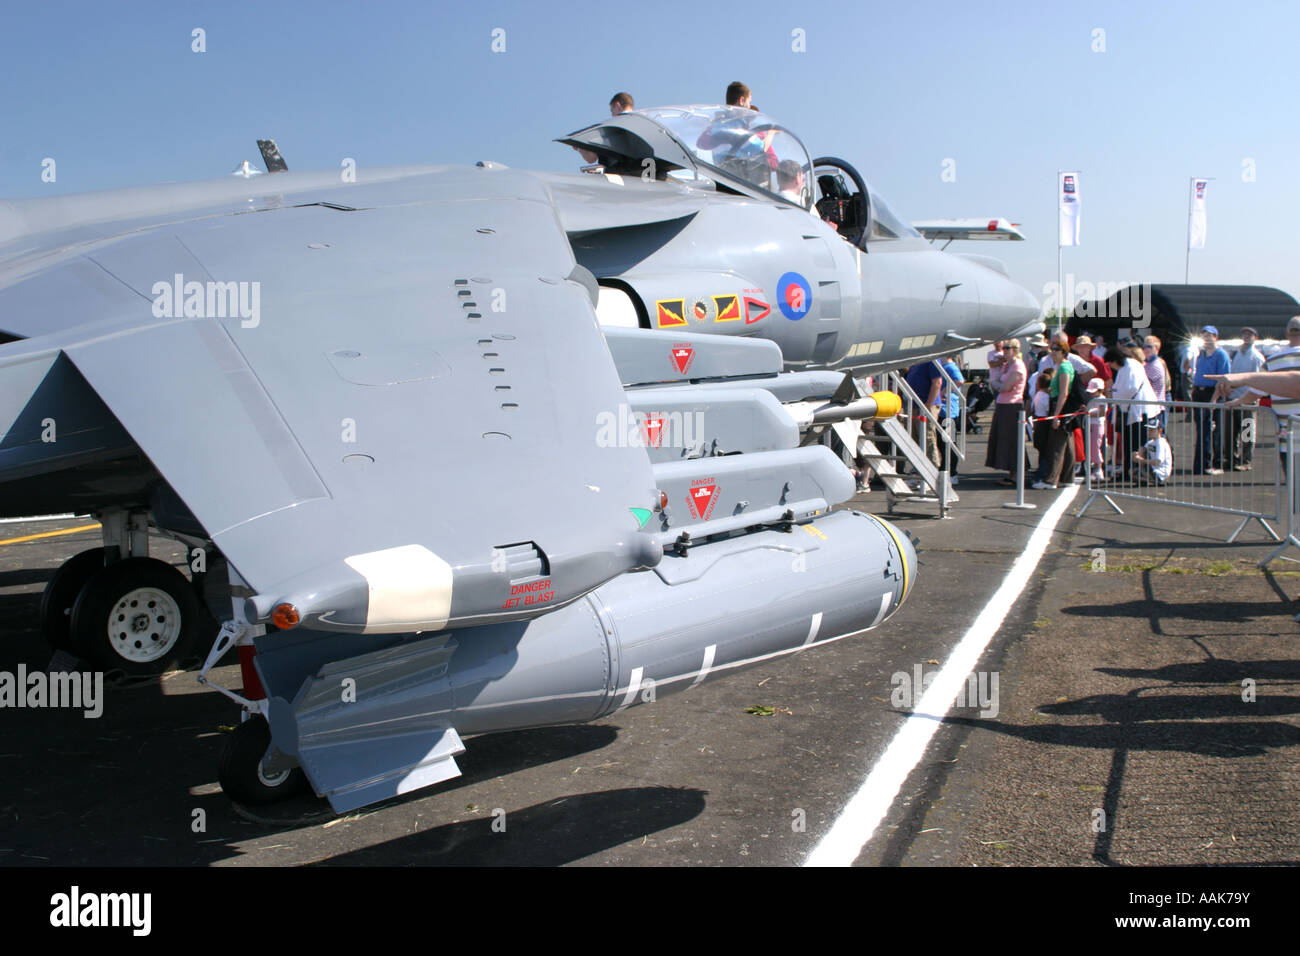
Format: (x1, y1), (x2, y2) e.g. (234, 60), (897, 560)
(1065, 284), (1300, 344)
(1065, 284), (1300, 398)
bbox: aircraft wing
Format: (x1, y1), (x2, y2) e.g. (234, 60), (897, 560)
(911, 218), (1025, 241)
(0, 167), (659, 633)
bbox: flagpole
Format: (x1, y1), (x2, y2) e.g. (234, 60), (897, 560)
(1057, 243), (1063, 332)
(1056, 171), (1063, 332)
(1184, 176), (1193, 284)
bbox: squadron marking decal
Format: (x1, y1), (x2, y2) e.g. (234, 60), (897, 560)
(655, 298), (688, 328)
(690, 296), (717, 323)
(714, 294), (741, 322)
(670, 344), (695, 374)
(686, 478), (718, 520)
(743, 296), (771, 324)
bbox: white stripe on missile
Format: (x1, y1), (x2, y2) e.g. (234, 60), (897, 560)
(691, 645), (717, 687)
(802, 612), (824, 647)
(615, 666), (644, 712)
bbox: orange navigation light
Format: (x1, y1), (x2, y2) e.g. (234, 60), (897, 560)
(272, 603), (301, 630)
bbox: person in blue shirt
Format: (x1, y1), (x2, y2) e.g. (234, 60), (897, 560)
(904, 361), (944, 469)
(1191, 325), (1230, 474)
(939, 356), (965, 483)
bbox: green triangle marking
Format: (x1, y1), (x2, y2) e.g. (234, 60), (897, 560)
(629, 507), (653, 529)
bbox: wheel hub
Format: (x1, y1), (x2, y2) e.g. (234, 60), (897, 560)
(257, 760), (292, 788)
(107, 587), (182, 663)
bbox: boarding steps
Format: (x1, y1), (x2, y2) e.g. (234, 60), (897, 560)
(822, 368), (961, 516)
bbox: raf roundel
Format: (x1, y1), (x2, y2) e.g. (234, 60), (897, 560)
(776, 272), (812, 320)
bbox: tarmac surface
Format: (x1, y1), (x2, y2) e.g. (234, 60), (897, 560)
(1, 419), (1298, 867)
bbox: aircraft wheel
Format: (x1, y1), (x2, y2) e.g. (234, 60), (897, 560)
(69, 558), (200, 676)
(218, 716), (309, 806)
(39, 547), (107, 652)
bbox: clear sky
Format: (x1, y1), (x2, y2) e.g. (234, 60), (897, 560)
(3, 0), (1297, 307)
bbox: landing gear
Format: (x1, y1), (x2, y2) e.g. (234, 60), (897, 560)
(69, 557), (202, 676)
(217, 715), (309, 806)
(39, 547), (107, 652)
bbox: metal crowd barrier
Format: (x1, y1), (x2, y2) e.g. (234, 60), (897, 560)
(1075, 396), (1282, 545)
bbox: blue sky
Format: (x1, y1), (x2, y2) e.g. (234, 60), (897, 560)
(3, 0), (1297, 306)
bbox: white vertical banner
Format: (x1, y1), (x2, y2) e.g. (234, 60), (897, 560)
(1188, 178), (1209, 249)
(1058, 171), (1081, 246)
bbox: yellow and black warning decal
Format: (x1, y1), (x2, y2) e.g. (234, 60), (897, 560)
(713, 294), (741, 322)
(655, 298), (688, 328)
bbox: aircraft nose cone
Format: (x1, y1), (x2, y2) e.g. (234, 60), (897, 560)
(980, 272), (1042, 340)
(870, 515), (915, 617)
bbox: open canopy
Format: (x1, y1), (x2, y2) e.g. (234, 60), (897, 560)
(559, 105), (814, 210)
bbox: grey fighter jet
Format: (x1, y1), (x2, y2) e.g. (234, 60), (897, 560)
(0, 107), (1032, 811)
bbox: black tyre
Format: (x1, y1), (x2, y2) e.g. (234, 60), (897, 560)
(218, 716), (309, 806)
(38, 547), (107, 652)
(69, 557), (200, 676)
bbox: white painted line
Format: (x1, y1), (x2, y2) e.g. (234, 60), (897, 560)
(0, 514), (78, 525)
(691, 644), (717, 687)
(801, 612), (823, 647)
(804, 484), (1079, 867)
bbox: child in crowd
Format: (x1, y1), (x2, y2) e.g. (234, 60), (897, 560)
(1084, 377), (1106, 482)
(1132, 419), (1173, 486)
(1029, 371), (1053, 483)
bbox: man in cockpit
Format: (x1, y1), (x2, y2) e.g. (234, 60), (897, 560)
(776, 159), (805, 205)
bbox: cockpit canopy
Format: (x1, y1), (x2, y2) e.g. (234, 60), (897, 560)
(639, 106), (813, 210)
(559, 104), (814, 211)
(557, 105), (923, 248)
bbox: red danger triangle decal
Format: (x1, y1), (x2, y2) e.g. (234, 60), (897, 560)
(687, 483), (717, 519)
(671, 345), (695, 374)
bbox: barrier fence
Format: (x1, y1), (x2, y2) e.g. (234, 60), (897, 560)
(1077, 397), (1282, 544)
(1001, 395), (1300, 564)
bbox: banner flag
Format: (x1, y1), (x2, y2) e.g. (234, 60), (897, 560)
(1188, 178), (1209, 249)
(1058, 172), (1081, 247)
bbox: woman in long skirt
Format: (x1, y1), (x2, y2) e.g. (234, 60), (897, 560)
(985, 340), (1027, 484)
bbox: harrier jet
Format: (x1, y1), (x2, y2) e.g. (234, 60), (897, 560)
(0, 107), (1034, 810)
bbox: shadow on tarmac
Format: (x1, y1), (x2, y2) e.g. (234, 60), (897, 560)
(307, 787), (709, 866)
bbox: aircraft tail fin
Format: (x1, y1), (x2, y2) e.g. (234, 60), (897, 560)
(257, 139), (287, 173)
(263, 635), (465, 812)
